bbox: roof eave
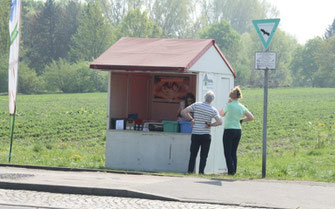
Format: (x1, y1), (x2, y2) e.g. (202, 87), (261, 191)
(89, 64), (187, 72)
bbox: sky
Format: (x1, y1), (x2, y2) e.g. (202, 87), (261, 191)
(266, 0), (335, 44)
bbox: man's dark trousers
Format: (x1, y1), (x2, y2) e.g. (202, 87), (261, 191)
(188, 134), (211, 174)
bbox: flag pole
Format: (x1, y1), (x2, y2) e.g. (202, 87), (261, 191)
(8, 112), (16, 162)
(8, 0), (21, 163)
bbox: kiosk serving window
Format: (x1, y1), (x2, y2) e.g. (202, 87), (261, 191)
(109, 72), (196, 132)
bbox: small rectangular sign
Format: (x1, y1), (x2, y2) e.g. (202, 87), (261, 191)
(255, 51), (277, 70)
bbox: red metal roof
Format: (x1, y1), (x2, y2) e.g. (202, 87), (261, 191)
(90, 37), (236, 78)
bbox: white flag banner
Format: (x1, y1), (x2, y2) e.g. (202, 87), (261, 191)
(8, 0), (21, 115)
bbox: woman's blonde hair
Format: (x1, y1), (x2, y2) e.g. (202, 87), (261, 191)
(229, 86), (242, 99)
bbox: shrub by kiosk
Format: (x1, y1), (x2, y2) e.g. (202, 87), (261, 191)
(90, 37), (236, 174)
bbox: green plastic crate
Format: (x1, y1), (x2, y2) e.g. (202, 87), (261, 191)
(162, 120), (179, 132)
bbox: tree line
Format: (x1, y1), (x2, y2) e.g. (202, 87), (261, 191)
(0, 0), (334, 94)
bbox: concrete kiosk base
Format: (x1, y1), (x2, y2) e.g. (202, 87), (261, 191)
(106, 130), (192, 173)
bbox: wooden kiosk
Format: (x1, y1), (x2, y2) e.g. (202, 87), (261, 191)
(90, 37), (236, 174)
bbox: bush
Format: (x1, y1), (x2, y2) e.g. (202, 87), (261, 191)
(18, 62), (45, 94)
(90, 70), (108, 92)
(42, 59), (107, 93)
(0, 55), (45, 94)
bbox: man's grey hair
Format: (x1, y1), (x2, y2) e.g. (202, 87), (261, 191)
(204, 90), (215, 103)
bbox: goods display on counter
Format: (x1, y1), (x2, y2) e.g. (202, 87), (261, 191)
(162, 121), (179, 133)
(147, 122), (164, 132)
(111, 118), (127, 130)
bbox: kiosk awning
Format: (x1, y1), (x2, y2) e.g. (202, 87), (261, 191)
(90, 37), (235, 77)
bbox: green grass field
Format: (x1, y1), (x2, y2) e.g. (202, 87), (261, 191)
(0, 88), (334, 182)
(238, 88), (335, 182)
(0, 93), (108, 168)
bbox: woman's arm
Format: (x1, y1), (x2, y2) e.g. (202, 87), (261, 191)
(219, 109), (226, 117)
(241, 111), (254, 123)
(177, 101), (186, 117)
(181, 107), (193, 121)
(177, 106), (182, 117)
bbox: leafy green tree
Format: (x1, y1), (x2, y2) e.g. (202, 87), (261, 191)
(267, 30), (297, 87)
(324, 18), (335, 39)
(57, 0), (83, 60)
(290, 45), (304, 87)
(20, 0), (44, 63)
(0, 54), (8, 93)
(198, 0), (276, 33)
(234, 33), (253, 85)
(0, 0), (10, 92)
(117, 8), (162, 38)
(21, 0), (44, 30)
(22, 0), (44, 13)
(199, 19), (241, 65)
(192, 13), (210, 38)
(21, 0), (80, 73)
(100, 0), (144, 26)
(313, 37), (335, 87)
(69, 2), (115, 62)
(24, 0), (64, 75)
(0, 0), (10, 54)
(151, 0), (194, 38)
(290, 37), (323, 87)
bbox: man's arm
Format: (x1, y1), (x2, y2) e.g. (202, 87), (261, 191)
(211, 116), (222, 127)
(207, 116), (222, 128)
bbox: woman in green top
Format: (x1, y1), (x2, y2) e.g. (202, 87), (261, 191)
(220, 87), (254, 175)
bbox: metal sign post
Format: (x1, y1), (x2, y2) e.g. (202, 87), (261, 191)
(253, 18), (280, 178)
(262, 58), (269, 178)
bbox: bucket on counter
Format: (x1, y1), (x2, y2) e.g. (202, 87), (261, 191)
(178, 121), (192, 133)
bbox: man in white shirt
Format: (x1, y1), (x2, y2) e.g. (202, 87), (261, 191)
(182, 90), (222, 174)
